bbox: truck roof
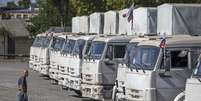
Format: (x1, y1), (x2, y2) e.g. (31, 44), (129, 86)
(129, 36), (159, 43)
(138, 35), (201, 48)
(94, 35), (133, 43)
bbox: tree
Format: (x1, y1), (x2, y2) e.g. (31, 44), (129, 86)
(70, 0), (106, 16)
(28, 0), (61, 35)
(6, 1), (18, 8)
(18, 0), (31, 8)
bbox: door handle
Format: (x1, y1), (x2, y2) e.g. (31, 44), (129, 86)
(159, 73), (172, 78)
(104, 61), (115, 65)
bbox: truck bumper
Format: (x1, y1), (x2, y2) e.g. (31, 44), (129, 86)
(66, 76), (81, 91)
(49, 67), (59, 80)
(40, 64), (49, 76)
(81, 84), (113, 100)
(29, 61), (34, 69)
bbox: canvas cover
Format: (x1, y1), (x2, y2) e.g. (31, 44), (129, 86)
(133, 7), (157, 35)
(79, 16), (89, 33)
(118, 9), (133, 35)
(104, 11), (119, 34)
(157, 3), (201, 35)
(89, 12), (104, 34)
(72, 17), (80, 33)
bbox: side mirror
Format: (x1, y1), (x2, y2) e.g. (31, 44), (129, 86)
(164, 50), (171, 72)
(106, 45), (113, 60)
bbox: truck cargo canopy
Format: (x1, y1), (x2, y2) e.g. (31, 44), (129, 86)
(89, 12), (104, 34)
(118, 9), (132, 35)
(104, 11), (119, 34)
(133, 7), (157, 35)
(72, 17), (80, 33)
(157, 3), (201, 35)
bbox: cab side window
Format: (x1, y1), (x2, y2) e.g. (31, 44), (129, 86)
(171, 51), (188, 68)
(105, 45), (126, 59)
(114, 45), (126, 58)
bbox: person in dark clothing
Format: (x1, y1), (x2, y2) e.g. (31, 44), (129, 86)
(17, 69), (28, 101)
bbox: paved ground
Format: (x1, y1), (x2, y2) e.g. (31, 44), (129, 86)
(0, 61), (86, 101)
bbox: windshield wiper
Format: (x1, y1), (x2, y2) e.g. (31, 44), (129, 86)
(136, 63), (145, 73)
(130, 63), (138, 72)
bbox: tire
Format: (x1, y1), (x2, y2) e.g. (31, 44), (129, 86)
(174, 92), (185, 101)
(112, 86), (118, 101)
(74, 90), (82, 97)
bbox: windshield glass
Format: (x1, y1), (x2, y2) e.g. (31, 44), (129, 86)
(87, 41), (105, 59)
(51, 37), (65, 51)
(194, 60), (201, 76)
(32, 36), (43, 47)
(62, 39), (76, 54)
(125, 43), (138, 64)
(131, 46), (160, 70)
(72, 39), (86, 55)
(41, 37), (51, 48)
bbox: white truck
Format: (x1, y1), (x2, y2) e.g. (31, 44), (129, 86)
(58, 35), (77, 87)
(32, 33), (52, 72)
(112, 36), (150, 101)
(49, 34), (66, 82)
(38, 32), (57, 76)
(68, 35), (96, 95)
(124, 35), (201, 101)
(29, 33), (44, 69)
(81, 35), (133, 100)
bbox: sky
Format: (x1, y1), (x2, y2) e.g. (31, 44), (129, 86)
(0, 0), (36, 7)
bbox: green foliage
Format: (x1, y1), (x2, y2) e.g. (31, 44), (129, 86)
(70, 0), (106, 16)
(6, 1), (18, 8)
(18, 0), (31, 8)
(28, 0), (61, 35)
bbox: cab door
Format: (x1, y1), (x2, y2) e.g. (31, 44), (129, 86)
(156, 49), (192, 101)
(101, 43), (127, 85)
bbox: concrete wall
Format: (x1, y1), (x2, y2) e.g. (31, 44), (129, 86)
(15, 37), (32, 55)
(0, 35), (8, 55)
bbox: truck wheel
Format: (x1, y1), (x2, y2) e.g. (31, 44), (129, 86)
(112, 86), (118, 101)
(74, 90), (82, 97)
(174, 92), (185, 101)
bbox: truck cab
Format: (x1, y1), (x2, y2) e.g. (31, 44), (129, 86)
(64, 35), (96, 95)
(81, 35), (133, 100)
(33, 33), (52, 72)
(49, 34), (66, 82)
(124, 35), (201, 101)
(58, 35), (81, 87)
(29, 33), (45, 69)
(113, 37), (149, 101)
(38, 33), (58, 76)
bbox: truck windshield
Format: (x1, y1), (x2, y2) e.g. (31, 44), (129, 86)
(32, 36), (43, 47)
(131, 46), (160, 70)
(41, 37), (51, 48)
(125, 43), (138, 64)
(88, 41), (105, 60)
(194, 60), (201, 76)
(72, 39), (86, 55)
(62, 39), (76, 54)
(51, 37), (65, 51)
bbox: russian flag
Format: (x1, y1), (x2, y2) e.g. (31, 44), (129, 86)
(122, 4), (134, 22)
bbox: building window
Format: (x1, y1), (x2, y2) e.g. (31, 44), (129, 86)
(16, 14), (21, 19)
(23, 14), (28, 19)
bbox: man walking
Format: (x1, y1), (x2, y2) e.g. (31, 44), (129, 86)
(17, 69), (28, 101)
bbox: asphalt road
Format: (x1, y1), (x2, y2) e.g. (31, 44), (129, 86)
(0, 61), (85, 101)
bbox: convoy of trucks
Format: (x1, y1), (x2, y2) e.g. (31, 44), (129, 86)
(28, 3), (201, 101)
